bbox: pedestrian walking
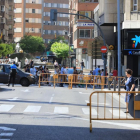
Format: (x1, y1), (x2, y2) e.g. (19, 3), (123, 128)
(7, 61), (17, 87)
(81, 60), (85, 70)
(124, 69), (135, 113)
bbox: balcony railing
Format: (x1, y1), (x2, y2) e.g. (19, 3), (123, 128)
(79, 0), (98, 2)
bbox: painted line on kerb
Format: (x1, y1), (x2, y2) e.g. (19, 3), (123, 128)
(49, 97), (53, 103)
(45, 112), (140, 130)
(0, 133), (14, 136)
(0, 105), (15, 112)
(24, 106), (41, 113)
(0, 127), (16, 131)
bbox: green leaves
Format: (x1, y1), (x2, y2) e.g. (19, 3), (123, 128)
(51, 42), (72, 59)
(46, 36), (68, 51)
(0, 43), (14, 57)
(20, 35), (45, 53)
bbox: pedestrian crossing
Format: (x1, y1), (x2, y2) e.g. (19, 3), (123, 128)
(0, 104), (131, 118)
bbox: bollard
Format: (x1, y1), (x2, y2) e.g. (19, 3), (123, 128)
(113, 78), (116, 91)
(118, 79), (121, 95)
(108, 78), (111, 90)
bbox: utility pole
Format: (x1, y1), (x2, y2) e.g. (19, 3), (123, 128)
(92, 43), (93, 71)
(117, 0), (121, 76)
(95, 39), (97, 68)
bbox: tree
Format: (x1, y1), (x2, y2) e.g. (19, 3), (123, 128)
(47, 36), (68, 51)
(51, 42), (72, 59)
(20, 35), (45, 53)
(0, 43), (14, 57)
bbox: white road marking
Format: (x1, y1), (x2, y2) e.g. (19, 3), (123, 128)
(79, 92), (95, 95)
(49, 97), (53, 103)
(24, 106), (41, 112)
(0, 127), (16, 131)
(82, 108), (97, 115)
(54, 107), (69, 114)
(85, 100), (110, 105)
(7, 97), (19, 101)
(0, 105), (14, 112)
(21, 89), (30, 92)
(0, 133), (13, 136)
(109, 110), (127, 117)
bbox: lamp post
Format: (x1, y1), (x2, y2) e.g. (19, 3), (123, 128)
(117, 0), (121, 76)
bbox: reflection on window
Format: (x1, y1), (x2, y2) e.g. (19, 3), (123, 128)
(79, 11), (91, 19)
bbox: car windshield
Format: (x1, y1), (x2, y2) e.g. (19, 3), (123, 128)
(4, 65), (23, 73)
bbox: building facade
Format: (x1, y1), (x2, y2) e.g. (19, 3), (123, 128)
(14, 0), (69, 46)
(70, 0), (99, 69)
(98, 0), (140, 77)
(0, 0), (14, 43)
(14, 0), (42, 43)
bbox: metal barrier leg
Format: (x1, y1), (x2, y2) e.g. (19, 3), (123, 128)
(108, 78), (110, 90)
(118, 79), (120, 95)
(113, 78), (116, 91)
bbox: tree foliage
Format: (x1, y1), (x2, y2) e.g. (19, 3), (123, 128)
(51, 42), (72, 59)
(20, 35), (45, 53)
(0, 43), (14, 57)
(47, 36), (68, 51)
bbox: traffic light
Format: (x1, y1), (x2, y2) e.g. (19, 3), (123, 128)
(70, 45), (74, 49)
(50, 9), (57, 21)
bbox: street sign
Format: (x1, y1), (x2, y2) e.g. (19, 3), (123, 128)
(101, 46), (107, 53)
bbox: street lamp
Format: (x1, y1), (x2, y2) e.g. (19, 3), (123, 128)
(117, 0), (121, 76)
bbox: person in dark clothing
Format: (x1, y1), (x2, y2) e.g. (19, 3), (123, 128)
(8, 61), (17, 87)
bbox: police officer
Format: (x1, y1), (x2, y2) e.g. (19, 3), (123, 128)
(8, 61), (17, 87)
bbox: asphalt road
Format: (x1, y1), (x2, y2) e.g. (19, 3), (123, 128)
(0, 85), (140, 140)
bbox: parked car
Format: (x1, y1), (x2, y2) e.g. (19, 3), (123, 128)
(0, 64), (35, 87)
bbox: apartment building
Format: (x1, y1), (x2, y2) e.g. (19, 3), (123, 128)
(97, 0), (140, 77)
(14, 0), (70, 47)
(70, 0), (99, 69)
(14, 0), (42, 43)
(43, 0), (69, 44)
(0, 0), (14, 43)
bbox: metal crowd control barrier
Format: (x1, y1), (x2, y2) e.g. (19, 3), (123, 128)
(38, 73), (126, 90)
(87, 91), (140, 132)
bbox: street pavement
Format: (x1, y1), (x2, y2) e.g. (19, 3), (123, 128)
(0, 84), (140, 140)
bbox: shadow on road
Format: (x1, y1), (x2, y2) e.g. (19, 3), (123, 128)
(0, 88), (15, 92)
(0, 124), (139, 140)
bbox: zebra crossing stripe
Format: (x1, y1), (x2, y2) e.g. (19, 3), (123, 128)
(82, 108), (97, 115)
(54, 107), (69, 114)
(0, 105), (14, 112)
(109, 110), (126, 117)
(24, 106), (41, 113)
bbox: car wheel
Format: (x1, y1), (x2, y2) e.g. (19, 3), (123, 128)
(20, 78), (29, 87)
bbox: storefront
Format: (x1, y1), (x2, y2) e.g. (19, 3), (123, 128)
(122, 30), (140, 77)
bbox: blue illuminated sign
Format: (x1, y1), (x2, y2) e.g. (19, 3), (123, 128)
(131, 35), (140, 48)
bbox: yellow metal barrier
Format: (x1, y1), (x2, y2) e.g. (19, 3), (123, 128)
(38, 73), (125, 89)
(87, 91), (140, 132)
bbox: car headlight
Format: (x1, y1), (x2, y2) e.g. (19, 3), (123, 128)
(30, 74), (34, 78)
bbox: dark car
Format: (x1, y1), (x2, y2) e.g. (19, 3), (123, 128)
(0, 64), (35, 87)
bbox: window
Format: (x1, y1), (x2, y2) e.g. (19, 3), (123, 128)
(79, 29), (91, 38)
(25, 19), (29, 22)
(15, 18), (22, 22)
(92, 30), (94, 38)
(79, 11), (91, 19)
(133, 0), (138, 11)
(9, 25), (12, 30)
(0, 66), (4, 72)
(1, 6), (5, 12)
(31, 28), (35, 32)
(14, 0), (22, 3)
(14, 8), (22, 13)
(32, 9), (35, 13)
(14, 28), (22, 32)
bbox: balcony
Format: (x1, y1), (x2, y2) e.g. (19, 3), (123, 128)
(0, 0), (5, 5)
(0, 11), (4, 17)
(0, 23), (4, 29)
(8, 29), (13, 34)
(79, 0), (98, 2)
(7, 19), (14, 25)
